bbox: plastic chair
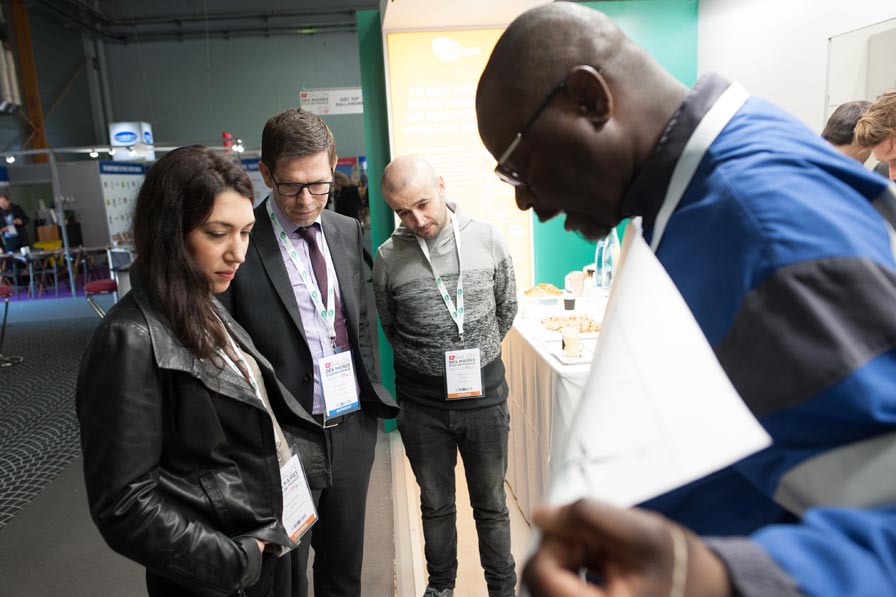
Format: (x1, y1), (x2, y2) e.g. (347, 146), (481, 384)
(0, 253), (23, 295)
(32, 240), (62, 252)
(28, 250), (60, 297)
(67, 246), (103, 291)
(0, 285), (23, 367)
(85, 278), (117, 317)
(85, 247), (134, 317)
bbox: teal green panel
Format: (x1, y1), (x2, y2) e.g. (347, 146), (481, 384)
(357, 10), (397, 418)
(533, 0), (697, 287)
(533, 218), (599, 288)
(587, 0), (698, 86)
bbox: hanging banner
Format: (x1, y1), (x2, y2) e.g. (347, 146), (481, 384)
(299, 88), (364, 115)
(386, 29), (533, 290)
(99, 161), (144, 242)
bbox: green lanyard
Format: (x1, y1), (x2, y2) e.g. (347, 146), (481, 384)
(416, 215), (464, 338)
(266, 201), (337, 340)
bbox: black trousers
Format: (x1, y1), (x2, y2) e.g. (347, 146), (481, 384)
(146, 549), (293, 597)
(290, 410), (378, 597)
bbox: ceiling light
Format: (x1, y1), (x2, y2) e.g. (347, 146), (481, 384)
(107, 148), (116, 156)
(4, 155), (14, 164)
(233, 139), (245, 153)
(127, 146), (136, 157)
(89, 149), (99, 158)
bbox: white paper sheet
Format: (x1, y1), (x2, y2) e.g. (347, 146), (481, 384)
(548, 219), (771, 508)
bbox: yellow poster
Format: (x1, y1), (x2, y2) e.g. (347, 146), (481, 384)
(386, 29), (532, 289)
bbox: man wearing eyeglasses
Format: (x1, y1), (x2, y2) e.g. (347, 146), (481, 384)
(476, 3), (896, 597)
(373, 155), (518, 597)
(222, 108), (398, 597)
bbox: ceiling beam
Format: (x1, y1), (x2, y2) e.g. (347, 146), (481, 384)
(33, 1), (367, 43)
(9, 0), (49, 161)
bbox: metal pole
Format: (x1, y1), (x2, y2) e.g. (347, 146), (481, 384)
(82, 32), (107, 144)
(95, 37), (114, 124)
(48, 153), (77, 296)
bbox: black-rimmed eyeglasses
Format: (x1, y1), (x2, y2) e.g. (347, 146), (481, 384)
(493, 80), (567, 187)
(270, 173), (334, 197)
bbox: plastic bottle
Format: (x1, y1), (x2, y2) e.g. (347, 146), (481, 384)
(608, 226), (621, 264)
(594, 238), (605, 287)
(602, 228), (621, 287)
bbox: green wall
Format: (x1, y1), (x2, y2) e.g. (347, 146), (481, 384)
(357, 11), (398, 429)
(534, 0), (698, 287)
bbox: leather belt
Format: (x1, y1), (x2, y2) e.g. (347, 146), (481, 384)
(313, 411), (352, 429)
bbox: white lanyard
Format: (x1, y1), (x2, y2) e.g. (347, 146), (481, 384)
(217, 323), (264, 404)
(650, 82), (750, 253)
(267, 201), (338, 340)
(217, 318), (293, 468)
(416, 214), (464, 338)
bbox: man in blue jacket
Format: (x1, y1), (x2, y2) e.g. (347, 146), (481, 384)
(477, 3), (896, 596)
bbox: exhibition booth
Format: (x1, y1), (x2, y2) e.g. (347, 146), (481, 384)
(1, 1), (894, 593)
(357, 2), (699, 591)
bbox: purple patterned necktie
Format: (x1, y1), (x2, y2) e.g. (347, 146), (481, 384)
(296, 223), (350, 349)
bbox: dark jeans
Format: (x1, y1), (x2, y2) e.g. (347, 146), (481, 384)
(398, 399), (516, 597)
(290, 409), (378, 597)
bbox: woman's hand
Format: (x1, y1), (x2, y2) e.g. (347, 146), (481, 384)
(524, 498), (732, 597)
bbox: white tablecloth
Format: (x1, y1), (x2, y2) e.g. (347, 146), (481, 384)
(502, 294), (607, 522)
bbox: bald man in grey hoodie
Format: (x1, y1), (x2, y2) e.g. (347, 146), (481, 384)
(373, 155), (518, 597)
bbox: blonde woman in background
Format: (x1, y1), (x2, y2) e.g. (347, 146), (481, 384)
(856, 90), (896, 180)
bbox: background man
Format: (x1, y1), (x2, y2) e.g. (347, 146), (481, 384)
(223, 108), (398, 597)
(821, 100), (872, 163)
(373, 155), (518, 597)
(0, 194), (29, 252)
(477, 3), (896, 596)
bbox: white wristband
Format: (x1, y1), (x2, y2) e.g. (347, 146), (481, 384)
(669, 524), (688, 597)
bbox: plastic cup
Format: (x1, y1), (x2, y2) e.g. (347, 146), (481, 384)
(561, 325), (580, 357)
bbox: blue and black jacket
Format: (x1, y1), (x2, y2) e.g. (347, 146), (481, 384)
(624, 74), (896, 596)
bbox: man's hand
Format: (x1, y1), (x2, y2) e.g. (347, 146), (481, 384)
(524, 498), (732, 597)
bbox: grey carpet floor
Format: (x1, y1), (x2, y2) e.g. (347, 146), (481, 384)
(0, 316), (99, 529)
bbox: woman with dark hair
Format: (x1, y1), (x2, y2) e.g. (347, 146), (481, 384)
(76, 146), (312, 597)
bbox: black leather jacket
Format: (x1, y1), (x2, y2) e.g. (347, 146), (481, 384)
(76, 273), (328, 595)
